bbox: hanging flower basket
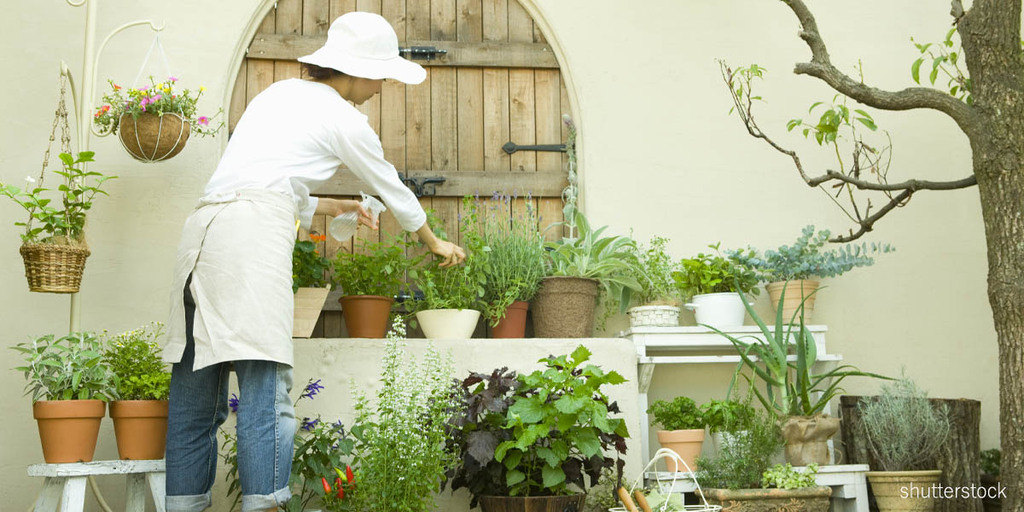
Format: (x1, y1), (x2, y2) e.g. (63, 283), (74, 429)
(20, 242), (90, 293)
(118, 112), (191, 162)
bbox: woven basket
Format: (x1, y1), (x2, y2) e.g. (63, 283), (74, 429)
(20, 242), (90, 293)
(118, 112), (191, 162)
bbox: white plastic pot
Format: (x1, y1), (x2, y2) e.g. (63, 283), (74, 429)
(626, 305), (681, 327)
(684, 292), (747, 329)
(415, 309), (481, 339)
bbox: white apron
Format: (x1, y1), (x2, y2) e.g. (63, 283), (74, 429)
(164, 189), (297, 371)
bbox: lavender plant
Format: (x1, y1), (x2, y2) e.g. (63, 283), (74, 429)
(480, 192), (546, 326)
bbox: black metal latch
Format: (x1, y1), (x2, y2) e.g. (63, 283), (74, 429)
(401, 175), (446, 197)
(398, 46), (447, 60)
(502, 141), (567, 154)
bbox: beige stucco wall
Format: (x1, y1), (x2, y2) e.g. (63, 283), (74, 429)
(0, 1), (996, 511)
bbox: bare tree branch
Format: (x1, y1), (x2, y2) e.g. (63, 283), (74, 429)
(831, 190), (912, 243)
(808, 171), (977, 191)
(781, 0), (979, 135)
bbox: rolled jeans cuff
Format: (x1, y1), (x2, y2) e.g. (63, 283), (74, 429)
(166, 491), (212, 512)
(241, 486), (292, 512)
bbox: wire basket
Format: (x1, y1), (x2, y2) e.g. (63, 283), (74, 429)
(118, 112), (191, 162)
(608, 448), (720, 512)
(20, 242), (90, 293)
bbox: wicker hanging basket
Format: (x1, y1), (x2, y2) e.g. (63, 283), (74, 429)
(20, 242), (90, 293)
(118, 112), (191, 162)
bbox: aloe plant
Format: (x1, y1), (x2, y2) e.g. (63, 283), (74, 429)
(707, 286), (888, 417)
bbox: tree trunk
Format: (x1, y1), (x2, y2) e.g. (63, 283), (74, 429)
(839, 396), (983, 512)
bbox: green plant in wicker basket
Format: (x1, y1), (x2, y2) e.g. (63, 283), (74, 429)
(11, 331), (117, 402)
(332, 233), (417, 298)
(628, 236), (681, 306)
(0, 151), (117, 244)
(102, 323), (170, 401)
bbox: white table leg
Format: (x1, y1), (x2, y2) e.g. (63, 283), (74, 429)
(33, 477), (65, 512)
(148, 471), (167, 512)
(126, 473), (146, 512)
(853, 479), (870, 512)
(60, 477), (87, 512)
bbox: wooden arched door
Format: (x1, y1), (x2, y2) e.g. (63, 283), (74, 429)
(230, 0), (571, 336)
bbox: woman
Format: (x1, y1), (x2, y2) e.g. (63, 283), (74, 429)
(163, 12), (465, 512)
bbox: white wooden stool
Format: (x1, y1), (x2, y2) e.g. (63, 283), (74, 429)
(28, 460), (166, 512)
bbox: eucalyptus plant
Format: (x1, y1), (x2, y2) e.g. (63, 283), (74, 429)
(12, 331), (117, 402)
(727, 225), (894, 282)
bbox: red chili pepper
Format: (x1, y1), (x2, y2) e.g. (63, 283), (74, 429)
(346, 465), (355, 484)
(321, 476), (331, 494)
(335, 478), (345, 499)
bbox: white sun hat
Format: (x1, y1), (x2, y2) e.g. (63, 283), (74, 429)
(298, 12), (426, 85)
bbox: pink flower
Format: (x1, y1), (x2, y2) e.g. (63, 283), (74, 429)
(168, 76), (178, 82)
(140, 98), (150, 107)
(139, 86), (149, 91)
(152, 94), (162, 101)
(197, 116), (210, 126)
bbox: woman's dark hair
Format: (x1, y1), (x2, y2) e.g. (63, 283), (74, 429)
(302, 63), (347, 80)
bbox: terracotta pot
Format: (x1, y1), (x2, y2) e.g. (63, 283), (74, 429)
(866, 470), (943, 512)
(33, 400), (106, 463)
(766, 280), (820, 323)
(416, 309), (481, 338)
(782, 415), (840, 466)
(701, 486), (832, 512)
(479, 494), (586, 512)
(531, 276), (599, 338)
(656, 428), (706, 472)
(491, 300), (529, 338)
(294, 287), (331, 338)
(118, 112), (191, 162)
(340, 294), (394, 338)
(110, 400), (169, 460)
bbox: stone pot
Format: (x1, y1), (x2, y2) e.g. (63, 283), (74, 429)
(701, 486), (832, 511)
(866, 470), (943, 512)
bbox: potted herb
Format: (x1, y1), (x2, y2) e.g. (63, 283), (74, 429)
(727, 225), (893, 322)
(94, 77), (222, 162)
(858, 377), (950, 512)
(480, 193), (546, 338)
(102, 323), (171, 460)
(411, 200), (488, 338)
(11, 331), (117, 463)
(293, 233), (332, 338)
(701, 398), (757, 450)
(533, 205), (642, 337)
(698, 409), (832, 511)
(675, 243), (759, 329)
(445, 345), (629, 512)
(710, 287), (888, 466)
(332, 233), (416, 338)
(1, 151), (117, 293)
(626, 236), (683, 327)
(648, 396), (706, 472)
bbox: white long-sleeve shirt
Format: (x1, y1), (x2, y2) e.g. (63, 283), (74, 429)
(202, 78), (426, 231)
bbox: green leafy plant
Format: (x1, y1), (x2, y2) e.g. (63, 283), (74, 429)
(675, 244), (760, 298)
(911, 28), (973, 105)
(480, 193), (546, 326)
(545, 204), (642, 313)
(293, 233), (331, 292)
(786, 95), (878, 146)
(700, 399), (756, 434)
(711, 287), (888, 417)
(858, 377), (950, 471)
(332, 233), (417, 298)
(102, 323), (170, 401)
(628, 236), (681, 306)
(696, 409), (783, 489)
(411, 199), (489, 312)
(981, 449), (1001, 477)
(344, 319), (463, 512)
(762, 463), (819, 490)
(94, 76), (222, 136)
(11, 331), (117, 402)
(0, 151), (117, 244)
(727, 225), (894, 282)
(445, 346), (629, 504)
(648, 396), (704, 431)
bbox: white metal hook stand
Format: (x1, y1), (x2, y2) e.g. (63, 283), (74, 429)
(59, 0), (164, 334)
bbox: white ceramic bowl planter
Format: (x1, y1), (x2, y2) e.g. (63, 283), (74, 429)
(416, 309), (481, 338)
(684, 292), (747, 329)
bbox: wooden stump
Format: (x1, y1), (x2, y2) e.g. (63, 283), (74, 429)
(839, 395), (983, 512)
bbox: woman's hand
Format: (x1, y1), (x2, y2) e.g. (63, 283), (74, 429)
(335, 199), (378, 229)
(429, 239), (466, 267)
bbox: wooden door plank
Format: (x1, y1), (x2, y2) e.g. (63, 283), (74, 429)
(482, 0), (508, 42)
(407, 0), (430, 39)
(534, 69), (561, 173)
(382, 0), (406, 41)
(279, 0), (303, 35)
(431, 68), (458, 171)
(303, 0), (331, 34)
(319, 169), (566, 196)
(357, 0), (382, 13)
(382, 79), (407, 170)
(509, 69), (536, 172)
(457, 69), (484, 172)
(512, 195), (539, 237)
(355, 0), (383, 139)
(406, 71), (432, 170)
(329, 0), (357, 19)
(561, 79), (571, 171)
(457, 0), (483, 42)
(323, 312), (344, 337)
(508, 0), (532, 43)
(246, 13), (277, 106)
(431, 0), (457, 41)
(433, 197), (461, 247)
(249, 35), (558, 68)
(483, 68), (510, 172)
(228, 64), (247, 134)
(538, 197), (563, 241)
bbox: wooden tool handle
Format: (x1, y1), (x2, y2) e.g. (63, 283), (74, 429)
(617, 486), (639, 512)
(633, 489), (653, 512)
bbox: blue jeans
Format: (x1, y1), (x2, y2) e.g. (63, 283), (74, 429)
(166, 277), (296, 512)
